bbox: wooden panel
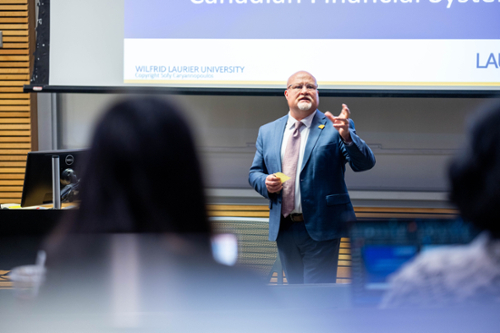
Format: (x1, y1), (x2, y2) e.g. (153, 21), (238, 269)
(337, 267), (351, 279)
(2, 36), (28, 42)
(0, 17), (27, 23)
(0, 130), (30, 135)
(1, 43), (29, 49)
(0, 149), (29, 154)
(0, 5), (28, 11)
(0, 167), (24, 173)
(0, 154), (26, 160)
(354, 207), (457, 214)
(2, 30), (28, 36)
(0, 49), (29, 54)
(207, 204), (458, 219)
(0, 87), (23, 92)
(0, 82), (29, 87)
(355, 213), (457, 219)
(0, 24), (28, 29)
(0, 186), (22, 191)
(0, 199), (19, 204)
(0, 180), (23, 185)
(0, 11), (28, 16)
(209, 211), (269, 217)
(0, 99), (30, 104)
(0, 55), (30, 61)
(0, 0), (28, 4)
(0, 156), (26, 162)
(0, 131), (30, 136)
(208, 204), (268, 211)
(0, 105), (30, 110)
(0, 143), (30, 148)
(0, 68), (29, 73)
(0, 174), (24, 179)
(0, 112), (29, 117)
(0, 192), (22, 198)
(0, 124), (30, 129)
(0, 118), (30, 123)
(0, 93), (30, 98)
(0, 74), (30, 80)
(0, 161), (25, 166)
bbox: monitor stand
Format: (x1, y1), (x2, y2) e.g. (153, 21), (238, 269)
(51, 155), (61, 209)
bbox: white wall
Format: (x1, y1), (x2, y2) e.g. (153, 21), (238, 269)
(52, 93), (495, 207)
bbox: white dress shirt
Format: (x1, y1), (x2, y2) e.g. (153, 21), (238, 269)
(280, 111), (315, 214)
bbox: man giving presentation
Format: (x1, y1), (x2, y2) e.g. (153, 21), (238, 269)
(249, 71), (375, 284)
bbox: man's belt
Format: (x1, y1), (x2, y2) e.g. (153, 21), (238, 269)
(289, 213), (304, 222)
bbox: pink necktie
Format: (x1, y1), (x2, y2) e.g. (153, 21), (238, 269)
(281, 121), (303, 218)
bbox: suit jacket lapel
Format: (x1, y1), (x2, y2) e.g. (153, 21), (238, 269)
(301, 110), (326, 172)
(273, 115), (288, 172)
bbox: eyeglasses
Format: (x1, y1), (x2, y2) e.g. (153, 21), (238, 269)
(287, 84), (318, 91)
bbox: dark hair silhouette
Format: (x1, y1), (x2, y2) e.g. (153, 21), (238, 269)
(70, 97), (211, 241)
(449, 101), (500, 238)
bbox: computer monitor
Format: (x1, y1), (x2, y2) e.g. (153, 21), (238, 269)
(20, 149), (88, 208)
(349, 218), (479, 307)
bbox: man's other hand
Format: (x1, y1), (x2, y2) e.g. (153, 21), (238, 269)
(265, 174), (283, 193)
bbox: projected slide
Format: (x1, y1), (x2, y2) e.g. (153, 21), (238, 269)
(123, 0), (500, 90)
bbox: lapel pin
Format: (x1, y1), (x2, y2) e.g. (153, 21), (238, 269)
(318, 124), (325, 129)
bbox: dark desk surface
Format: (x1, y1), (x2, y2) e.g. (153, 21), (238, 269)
(0, 209), (68, 271)
(0, 209), (68, 236)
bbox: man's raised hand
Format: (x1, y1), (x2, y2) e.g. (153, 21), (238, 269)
(325, 103), (352, 143)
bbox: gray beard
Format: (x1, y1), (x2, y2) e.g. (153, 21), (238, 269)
(298, 100), (312, 111)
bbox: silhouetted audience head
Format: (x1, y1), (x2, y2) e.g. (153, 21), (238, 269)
(71, 97), (211, 240)
(449, 101), (500, 238)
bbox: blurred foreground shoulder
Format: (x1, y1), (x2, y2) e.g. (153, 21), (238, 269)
(381, 232), (500, 308)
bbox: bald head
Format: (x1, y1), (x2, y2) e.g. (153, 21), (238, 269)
(287, 71), (317, 88)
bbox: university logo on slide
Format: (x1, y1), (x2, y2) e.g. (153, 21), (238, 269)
(477, 53), (500, 69)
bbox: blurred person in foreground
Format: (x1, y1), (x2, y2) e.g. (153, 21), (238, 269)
(65, 97), (209, 236)
(28, 97), (280, 332)
(381, 102), (500, 308)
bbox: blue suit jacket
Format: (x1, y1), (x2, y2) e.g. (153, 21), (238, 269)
(248, 110), (375, 242)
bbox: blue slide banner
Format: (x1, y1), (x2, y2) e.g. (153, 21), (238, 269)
(124, 0), (500, 39)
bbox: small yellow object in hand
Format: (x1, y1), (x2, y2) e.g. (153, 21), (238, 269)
(318, 124), (325, 129)
(274, 172), (291, 183)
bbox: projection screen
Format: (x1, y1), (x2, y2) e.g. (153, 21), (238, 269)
(29, 0), (500, 95)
